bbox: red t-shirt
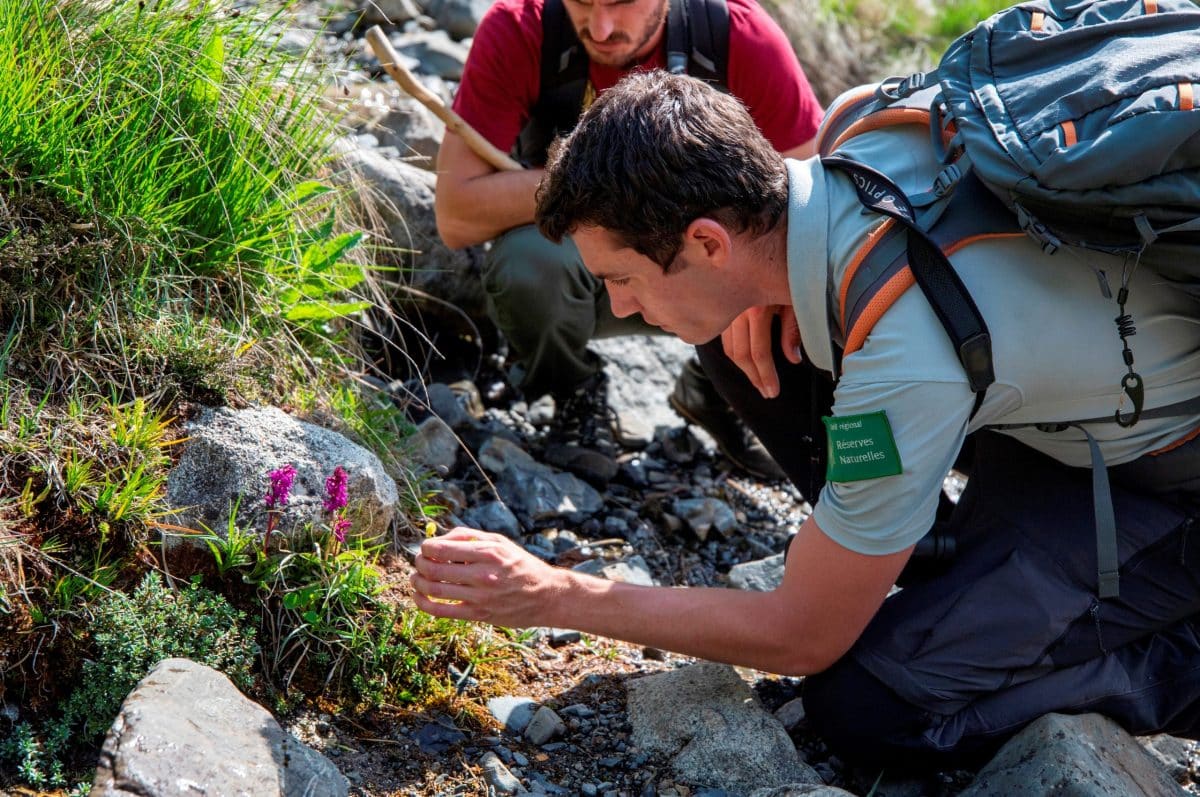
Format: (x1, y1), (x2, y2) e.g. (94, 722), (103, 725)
(452, 0), (822, 154)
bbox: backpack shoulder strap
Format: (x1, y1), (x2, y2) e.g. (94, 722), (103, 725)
(513, 0), (591, 165)
(520, 0), (728, 164)
(826, 164), (1022, 405)
(677, 0), (728, 82)
(539, 0), (588, 96)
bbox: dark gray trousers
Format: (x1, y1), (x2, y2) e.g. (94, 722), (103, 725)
(697, 337), (1200, 768)
(484, 225), (657, 398)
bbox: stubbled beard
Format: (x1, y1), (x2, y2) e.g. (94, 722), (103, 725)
(579, 0), (668, 68)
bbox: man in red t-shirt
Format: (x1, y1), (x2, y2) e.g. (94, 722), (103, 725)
(434, 0), (822, 480)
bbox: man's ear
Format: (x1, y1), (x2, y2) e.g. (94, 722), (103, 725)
(683, 217), (733, 267)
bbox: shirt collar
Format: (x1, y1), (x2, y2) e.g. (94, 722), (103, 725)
(785, 157), (834, 373)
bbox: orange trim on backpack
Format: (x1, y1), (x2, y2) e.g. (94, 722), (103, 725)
(817, 85), (880, 155)
(1030, 10), (1045, 30)
(1181, 82), (1195, 111)
(845, 268), (916, 355)
(942, 232), (1026, 257)
(839, 219), (896, 328)
(842, 232), (1026, 356)
(1061, 120), (1078, 147)
(829, 108), (932, 153)
(1149, 423), (1200, 456)
(1145, 0), (1158, 13)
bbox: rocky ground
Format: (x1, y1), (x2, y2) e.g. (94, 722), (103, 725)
(284, 335), (969, 797)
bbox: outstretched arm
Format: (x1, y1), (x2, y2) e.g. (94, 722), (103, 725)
(412, 516), (911, 675)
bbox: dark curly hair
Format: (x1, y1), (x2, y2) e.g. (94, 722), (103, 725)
(535, 70), (788, 269)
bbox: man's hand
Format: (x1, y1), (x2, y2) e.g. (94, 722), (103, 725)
(411, 528), (568, 628)
(720, 305), (804, 399)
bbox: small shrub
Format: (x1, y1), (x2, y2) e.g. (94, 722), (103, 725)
(1, 572), (258, 787)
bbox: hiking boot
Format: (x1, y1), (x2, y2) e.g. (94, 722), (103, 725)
(544, 372), (620, 485)
(668, 358), (787, 482)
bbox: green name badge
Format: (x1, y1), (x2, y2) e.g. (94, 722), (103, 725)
(823, 411), (903, 483)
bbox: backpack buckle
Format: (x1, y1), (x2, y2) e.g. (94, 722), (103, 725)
(958, 331), (994, 393)
(933, 164), (962, 198)
(877, 72), (929, 102)
(1015, 204), (1062, 255)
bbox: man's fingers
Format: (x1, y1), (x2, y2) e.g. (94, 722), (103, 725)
(781, 307), (804, 365)
(749, 310), (780, 399)
(414, 554), (483, 585)
(420, 533), (503, 563)
(411, 572), (486, 604)
(722, 312), (767, 395)
(411, 588), (479, 621)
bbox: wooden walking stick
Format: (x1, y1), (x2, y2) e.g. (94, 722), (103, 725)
(365, 26), (523, 172)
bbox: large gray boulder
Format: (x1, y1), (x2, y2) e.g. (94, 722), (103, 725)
(336, 141), (488, 321)
(960, 713), (1187, 797)
(164, 406), (398, 543)
(91, 658), (347, 797)
(626, 662), (820, 794)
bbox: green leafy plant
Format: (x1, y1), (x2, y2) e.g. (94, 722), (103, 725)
(0, 572), (259, 787)
(202, 465), (477, 708)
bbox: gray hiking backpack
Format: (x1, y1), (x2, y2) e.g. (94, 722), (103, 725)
(815, 0), (1200, 598)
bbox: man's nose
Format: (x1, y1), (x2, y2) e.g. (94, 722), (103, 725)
(589, 8), (615, 41)
(608, 286), (639, 318)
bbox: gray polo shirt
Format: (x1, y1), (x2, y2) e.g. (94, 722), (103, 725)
(786, 125), (1200, 556)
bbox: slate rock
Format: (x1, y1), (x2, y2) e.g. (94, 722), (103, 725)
(626, 662), (819, 794)
(480, 751), (528, 794)
(164, 405), (398, 544)
(91, 658), (346, 797)
(592, 335), (696, 445)
(415, 717), (467, 754)
(729, 553), (786, 592)
(960, 713), (1186, 797)
(496, 461), (604, 521)
(773, 697), (806, 731)
(524, 706), (567, 745)
(1140, 734), (1195, 783)
(462, 500), (522, 539)
(363, 99), (445, 171)
(425, 382), (472, 429)
(572, 555), (656, 586)
(409, 415), (460, 475)
(393, 31), (469, 80)
(425, 0), (494, 39)
(479, 435), (539, 475)
(488, 696), (539, 733)
(673, 497), (737, 541)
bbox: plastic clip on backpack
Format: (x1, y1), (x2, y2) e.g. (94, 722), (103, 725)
(816, 0), (1200, 599)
